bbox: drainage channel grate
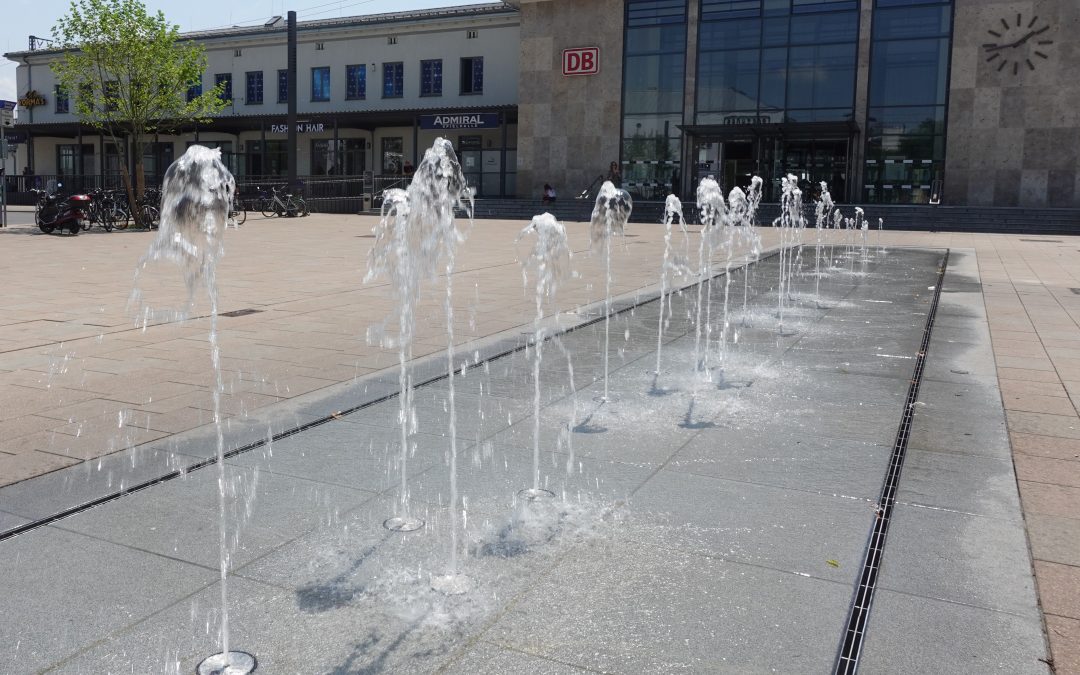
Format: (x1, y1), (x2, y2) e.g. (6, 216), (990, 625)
(219, 308), (262, 317)
(833, 249), (950, 675)
(1019, 238), (1062, 243)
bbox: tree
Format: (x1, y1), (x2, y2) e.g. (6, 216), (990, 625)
(51, 0), (226, 225)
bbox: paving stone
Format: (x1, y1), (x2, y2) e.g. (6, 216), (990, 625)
(0, 526), (215, 673)
(1015, 454), (1080, 488)
(1045, 615), (1080, 675)
(1035, 561), (1080, 620)
(859, 590), (1050, 675)
(1026, 513), (1080, 567)
(1019, 481), (1080, 519)
(1007, 410), (1080, 440)
(1011, 432), (1080, 461)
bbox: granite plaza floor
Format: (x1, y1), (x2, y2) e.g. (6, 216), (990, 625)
(0, 213), (1077, 673)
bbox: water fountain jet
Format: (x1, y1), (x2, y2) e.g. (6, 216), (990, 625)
(588, 181), (632, 403)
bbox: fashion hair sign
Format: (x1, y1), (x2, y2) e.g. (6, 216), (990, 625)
(562, 47), (599, 76)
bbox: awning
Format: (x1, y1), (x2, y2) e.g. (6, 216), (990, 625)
(679, 120), (860, 140)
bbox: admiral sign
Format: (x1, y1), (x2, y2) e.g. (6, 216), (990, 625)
(419, 113), (500, 130)
(562, 47), (599, 76)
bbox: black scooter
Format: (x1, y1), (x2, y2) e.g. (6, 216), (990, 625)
(33, 184), (90, 235)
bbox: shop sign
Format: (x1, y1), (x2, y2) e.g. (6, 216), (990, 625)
(420, 113), (499, 130)
(723, 114), (774, 125)
(269, 122), (327, 133)
(4, 131), (28, 144)
(562, 47), (599, 76)
(457, 135), (482, 150)
(17, 90), (46, 108)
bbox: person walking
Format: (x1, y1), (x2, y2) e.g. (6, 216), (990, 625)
(606, 161), (622, 188)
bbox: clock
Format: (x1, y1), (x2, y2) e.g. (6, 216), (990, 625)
(983, 14), (1053, 75)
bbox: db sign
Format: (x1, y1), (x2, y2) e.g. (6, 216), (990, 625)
(562, 47), (599, 76)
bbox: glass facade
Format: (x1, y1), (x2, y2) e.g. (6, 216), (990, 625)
(696, 0), (857, 124)
(864, 0), (953, 203)
(621, 0), (687, 200)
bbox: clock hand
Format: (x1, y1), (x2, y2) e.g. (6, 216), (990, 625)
(1013, 25), (1050, 47)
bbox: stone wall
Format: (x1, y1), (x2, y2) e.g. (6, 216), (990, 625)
(514, 0), (624, 200)
(946, 0), (1080, 206)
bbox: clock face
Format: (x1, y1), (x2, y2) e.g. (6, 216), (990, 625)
(983, 14), (1053, 75)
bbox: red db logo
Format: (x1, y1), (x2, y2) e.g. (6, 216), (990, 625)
(562, 47), (599, 76)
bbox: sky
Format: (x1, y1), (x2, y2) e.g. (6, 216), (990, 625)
(0, 0), (489, 105)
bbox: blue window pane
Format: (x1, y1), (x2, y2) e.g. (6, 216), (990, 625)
(471, 57), (483, 94)
(627, 0), (687, 26)
(699, 18), (761, 50)
(869, 38), (950, 106)
(460, 57), (483, 94)
(186, 80), (202, 103)
(787, 43), (855, 109)
(763, 18), (789, 46)
(346, 65), (366, 99)
(760, 47), (786, 109)
(873, 6), (951, 40)
(245, 71), (263, 104)
(624, 53), (685, 114)
(698, 48), (761, 112)
(383, 62), (403, 97)
(421, 59), (443, 96)
(55, 85), (70, 112)
(278, 69), (288, 103)
(868, 106), (946, 136)
(701, 0), (762, 21)
(215, 73), (232, 102)
(311, 67), (330, 101)
(789, 11), (858, 44)
(625, 24), (686, 54)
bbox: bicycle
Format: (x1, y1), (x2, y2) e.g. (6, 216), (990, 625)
(259, 184), (309, 218)
(82, 189), (115, 232)
(227, 198), (247, 228)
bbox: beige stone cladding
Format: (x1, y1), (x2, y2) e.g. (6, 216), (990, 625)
(514, 0), (624, 199)
(946, 0), (1080, 206)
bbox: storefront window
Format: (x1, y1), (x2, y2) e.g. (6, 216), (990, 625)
(381, 137), (403, 174)
(312, 139), (367, 175)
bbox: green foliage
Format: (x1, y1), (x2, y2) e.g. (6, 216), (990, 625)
(51, 0), (225, 134)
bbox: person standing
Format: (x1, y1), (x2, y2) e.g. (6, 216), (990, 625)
(606, 161), (622, 188)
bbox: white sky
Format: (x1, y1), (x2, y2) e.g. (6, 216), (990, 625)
(1, 0), (490, 104)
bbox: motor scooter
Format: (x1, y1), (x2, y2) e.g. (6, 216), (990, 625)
(34, 183), (91, 235)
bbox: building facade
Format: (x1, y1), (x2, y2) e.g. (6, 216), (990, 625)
(6, 4), (521, 198)
(6, 0), (1080, 208)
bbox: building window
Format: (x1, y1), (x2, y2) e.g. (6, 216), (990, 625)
(460, 57), (483, 94)
(312, 138), (367, 175)
(421, 59), (442, 96)
(215, 73), (232, 103)
(186, 79), (202, 102)
(104, 80), (120, 112)
(316, 42), (325, 50)
(620, 0), (688, 201)
(311, 66), (330, 101)
(387, 36), (397, 45)
(467, 30), (478, 39)
(346, 64), (366, 100)
(234, 48), (242, 57)
(245, 71), (263, 104)
(278, 69), (288, 103)
(54, 85), (69, 113)
(56, 144), (93, 177)
(864, 0), (953, 204)
(247, 140), (288, 177)
(383, 62), (403, 98)
(381, 136), (403, 173)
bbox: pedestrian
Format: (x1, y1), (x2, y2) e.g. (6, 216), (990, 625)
(606, 161), (622, 188)
(542, 183), (557, 204)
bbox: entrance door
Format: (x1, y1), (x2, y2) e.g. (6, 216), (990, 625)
(692, 139), (721, 190)
(721, 141), (755, 198)
(781, 139), (849, 202)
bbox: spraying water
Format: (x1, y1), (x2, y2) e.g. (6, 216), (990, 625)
(366, 139), (474, 551)
(814, 182), (835, 304)
(516, 213), (571, 500)
(130, 146), (255, 675)
(655, 195), (688, 378)
(775, 174), (803, 335)
(589, 181), (632, 403)
(693, 177), (725, 379)
(733, 176), (763, 325)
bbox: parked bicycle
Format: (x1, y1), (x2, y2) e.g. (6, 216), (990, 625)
(227, 197), (247, 227)
(259, 184), (309, 218)
(81, 189), (116, 232)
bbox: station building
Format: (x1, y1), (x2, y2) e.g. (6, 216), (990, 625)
(5, 0), (1080, 208)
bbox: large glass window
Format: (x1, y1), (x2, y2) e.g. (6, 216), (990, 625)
(622, 0), (687, 200)
(696, 0), (859, 124)
(312, 139), (367, 175)
(346, 65), (366, 100)
(383, 62), (403, 98)
(245, 71), (263, 104)
(311, 67), (330, 102)
(215, 73), (232, 103)
(381, 137), (403, 173)
(277, 69), (288, 103)
(460, 57), (483, 94)
(186, 79), (202, 103)
(54, 85), (69, 113)
(864, 0), (953, 204)
(421, 59), (443, 96)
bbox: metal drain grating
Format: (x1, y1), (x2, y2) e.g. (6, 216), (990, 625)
(833, 250), (950, 675)
(219, 308), (263, 317)
(1019, 238), (1062, 243)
